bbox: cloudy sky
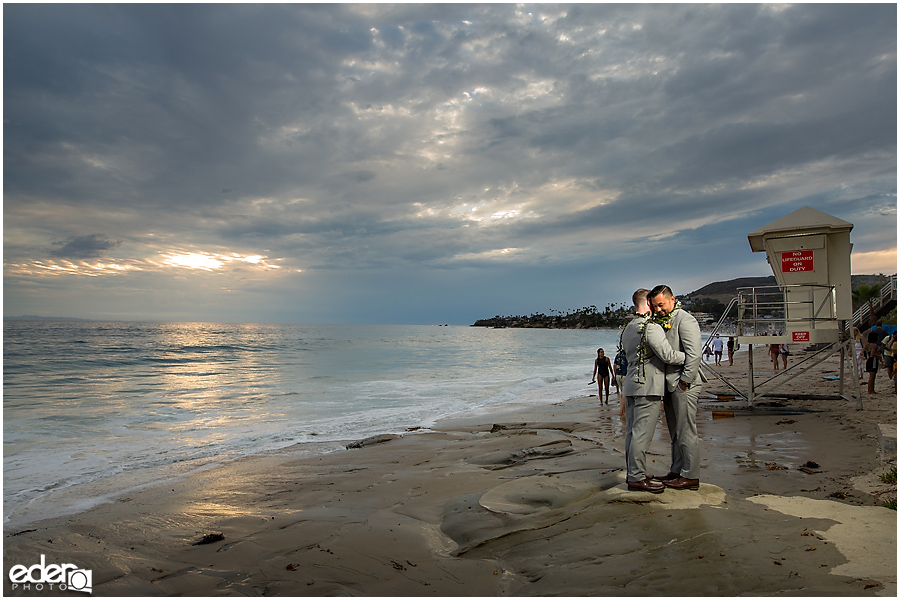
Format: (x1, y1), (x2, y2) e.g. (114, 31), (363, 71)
(4, 3), (897, 324)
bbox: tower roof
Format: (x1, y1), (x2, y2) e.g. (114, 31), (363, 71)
(747, 206), (853, 252)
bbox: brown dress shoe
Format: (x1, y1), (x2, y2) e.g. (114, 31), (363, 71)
(662, 476), (700, 490)
(627, 478), (665, 494)
(650, 472), (680, 482)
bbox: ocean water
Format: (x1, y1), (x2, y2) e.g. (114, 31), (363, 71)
(3, 321), (623, 528)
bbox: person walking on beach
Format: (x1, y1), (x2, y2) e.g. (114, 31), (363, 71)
(853, 327), (866, 379)
(779, 343), (789, 370)
(727, 336), (735, 366)
(866, 328), (882, 395)
(881, 332), (895, 380)
(769, 340), (780, 371)
(870, 321), (888, 356)
(865, 350), (880, 394)
(711, 336), (724, 366)
(591, 348), (613, 406)
(648, 285), (704, 491)
(613, 351), (627, 417)
(622, 288), (686, 493)
(888, 333), (899, 393)
(611, 363), (620, 397)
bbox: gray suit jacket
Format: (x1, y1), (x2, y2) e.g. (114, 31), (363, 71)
(662, 309), (703, 393)
(622, 314), (686, 397)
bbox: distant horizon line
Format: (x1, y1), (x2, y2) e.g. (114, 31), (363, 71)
(3, 316), (467, 326)
(7, 272), (894, 326)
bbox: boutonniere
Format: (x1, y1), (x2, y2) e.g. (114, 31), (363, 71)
(650, 300), (682, 330)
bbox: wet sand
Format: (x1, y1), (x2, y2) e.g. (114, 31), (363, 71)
(4, 347), (896, 596)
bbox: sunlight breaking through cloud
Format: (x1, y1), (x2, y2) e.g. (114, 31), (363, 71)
(162, 252), (280, 271)
(5, 252), (284, 279)
(164, 253), (225, 270)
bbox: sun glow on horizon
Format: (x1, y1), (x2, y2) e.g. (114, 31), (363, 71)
(5, 250), (288, 279)
(852, 248), (898, 274)
(161, 251), (282, 271)
(164, 253), (225, 270)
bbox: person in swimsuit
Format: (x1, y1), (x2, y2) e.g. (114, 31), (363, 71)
(769, 342), (780, 371)
(592, 348), (613, 405)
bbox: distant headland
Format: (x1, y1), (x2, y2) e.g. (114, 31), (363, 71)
(472, 274), (892, 328)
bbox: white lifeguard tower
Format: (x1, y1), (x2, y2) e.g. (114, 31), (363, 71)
(742, 206), (853, 344)
(707, 207), (864, 408)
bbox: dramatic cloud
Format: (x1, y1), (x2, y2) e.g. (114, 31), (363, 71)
(3, 4), (896, 323)
(50, 234), (123, 259)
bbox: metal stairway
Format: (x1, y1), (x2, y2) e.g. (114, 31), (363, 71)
(848, 275), (897, 332)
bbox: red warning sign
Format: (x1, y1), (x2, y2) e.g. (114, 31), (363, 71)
(781, 250), (814, 273)
(792, 331), (810, 343)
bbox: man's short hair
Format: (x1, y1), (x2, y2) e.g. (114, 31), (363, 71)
(632, 288), (650, 307)
(648, 284), (674, 300)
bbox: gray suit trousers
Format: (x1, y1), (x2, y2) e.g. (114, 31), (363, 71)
(663, 384), (701, 479)
(625, 395), (662, 482)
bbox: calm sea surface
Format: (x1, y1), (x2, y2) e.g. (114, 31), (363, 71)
(3, 321), (623, 528)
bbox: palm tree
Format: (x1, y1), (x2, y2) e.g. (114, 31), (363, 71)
(853, 284), (882, 327)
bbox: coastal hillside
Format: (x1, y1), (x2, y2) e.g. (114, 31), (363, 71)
(473, 274), (894, 328)
(471, 304), (631, 329)
(686, 276), (776, 304)
(685, 274), (892, 305)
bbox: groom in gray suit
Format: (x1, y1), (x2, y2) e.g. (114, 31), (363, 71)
(622, 288), (685, 493)
(648, 285), (704, 490)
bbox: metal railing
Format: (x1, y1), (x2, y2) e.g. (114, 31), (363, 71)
(698, 277), (896, 410)
(700, 284), (859, 408)
(735, 284), (837, 337)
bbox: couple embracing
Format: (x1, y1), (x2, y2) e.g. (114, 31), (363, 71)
(622, 285), (703, 493)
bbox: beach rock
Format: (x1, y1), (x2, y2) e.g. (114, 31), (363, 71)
(489, 422), (576, 434)
(798, 460), (822, 474)
(346, 434), (400, 449)
(749, 495), (898, 587)
(877, 423), (896, 460)
(8, 529), (37, 537)
(479, 470), (620, 514)
(445, 472), (728, 559)
(467, 439), (574, 469)
(192, 533), (224, 545)
(607, 480), (727, 508)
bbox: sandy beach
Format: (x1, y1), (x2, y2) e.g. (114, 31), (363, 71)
(4, 345), (896, 596)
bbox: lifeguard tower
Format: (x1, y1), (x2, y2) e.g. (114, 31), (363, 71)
(707, 206), (863, 408)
